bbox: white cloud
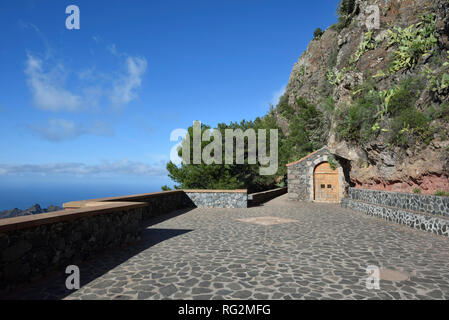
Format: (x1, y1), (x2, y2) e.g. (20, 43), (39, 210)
(29, 119), (114, 142)
(25, 54), (83, 112)
(24, 49), (147, 112)
(110, 56), (147, 106)
(0, 160), (167, 177)
(107, 43), (120, 57)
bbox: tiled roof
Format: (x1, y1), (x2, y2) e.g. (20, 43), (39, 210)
(285, 147), (327, 167)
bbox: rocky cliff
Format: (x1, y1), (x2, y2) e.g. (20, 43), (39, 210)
(0, 204), (62, 219)
(276, 0), (449, 194)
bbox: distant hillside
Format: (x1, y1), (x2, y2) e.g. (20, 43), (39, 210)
(0, 204), (62, 219)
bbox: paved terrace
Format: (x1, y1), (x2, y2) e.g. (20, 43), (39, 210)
(4, 194), (449, 300)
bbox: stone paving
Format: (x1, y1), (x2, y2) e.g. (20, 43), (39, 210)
(3, 194), (449, 300)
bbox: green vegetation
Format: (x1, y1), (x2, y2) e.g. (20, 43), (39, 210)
(387, 13), (438, 74)
(387, 77), (425, 116)
(387, 77), (433, 147)
(276, 181), (286, 188)
(285, 97), (328, 162)
(277, 93), (295, 118)
(336, 86), (379, 143)
(291, 66), (306, 89)
(430, 73), (449, 95)
(331, 0), (357, 32)
(423, 53), (449, 99)
(336, 76), (433, 147)
(313, 28), (324, 40)
(165, 94), (330, 192)
(326, 67), (350, 86)
(164, 3), (448, 193)
(331, 16), (351, 33)
(166, 118), (282, 193)
(350, 31), (377, 65)
(435, 190), (449, 197)
(327, 48), (339, 69)
(432, 102), (449, 120)
(348, 14), (439, 80)
(337, 0), (356, 16)
(328, 156), (338, 171)
(390, 108), (433, 147)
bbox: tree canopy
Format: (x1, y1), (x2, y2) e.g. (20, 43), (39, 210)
(165, 96), (328, 193)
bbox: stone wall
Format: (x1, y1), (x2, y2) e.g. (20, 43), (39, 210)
(184, 190), (248, 208)
(287, 147), (346, 202)
(65, 190), (248, 211)
(0, 202), (146, 291)
(347, 188), (449, 218)
(342, 188), (449, 237)
(90, 191), (193, 220)
(0, 189), (250, 291)
(249, 188), (288, 206)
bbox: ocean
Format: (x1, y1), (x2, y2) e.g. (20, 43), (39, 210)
(0, 181), (164, 211)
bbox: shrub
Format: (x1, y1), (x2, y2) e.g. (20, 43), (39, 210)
(295, 97), (325, 138)
(413, 187), (421, 194)
(387, 77), (425, 116)
(331, 15), (351, 32)
(313, 28), (324, 40)
(336, 89), (379, 143)
(336, 75), (432, 146)
(277, 93), (295, 118)
(331, 0), (357, 32)
(433, 102), (449, 120)
(338, 0), (356, 16)
(390, 108), (433, 147)
(323, 96), (336, 112)
(285, 97), (328, 161)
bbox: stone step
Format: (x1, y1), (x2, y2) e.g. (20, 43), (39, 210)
(341, 198), (449, 237)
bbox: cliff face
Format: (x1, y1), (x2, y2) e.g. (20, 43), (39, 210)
(0, 204), (62, 219)
(278, 0), (449, 194)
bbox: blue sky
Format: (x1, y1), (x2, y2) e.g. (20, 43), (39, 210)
(0, 0), (339, 200)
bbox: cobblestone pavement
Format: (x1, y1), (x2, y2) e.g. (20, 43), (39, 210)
(4, 195), (449, 300)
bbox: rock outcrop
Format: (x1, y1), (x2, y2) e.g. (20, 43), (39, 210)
(277, 0), (449, 194)
(0, 204), (62, 219)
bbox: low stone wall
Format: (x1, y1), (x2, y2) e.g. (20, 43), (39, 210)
(184, 190), (248, 208)
(64, 190), (193, 220)
(0, 189), (249, 291)
(342, 198), (449, 237)
(0, 202), (146, 291)
(347, 188), (449, 217)
(342, 188), (449, 237)
(249, 187), (287, 206)
(65, 189), (248, 211)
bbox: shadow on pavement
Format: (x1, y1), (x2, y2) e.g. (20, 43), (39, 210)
(0, 208), (195, 300)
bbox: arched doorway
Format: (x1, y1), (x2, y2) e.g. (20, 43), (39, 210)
(314, 162), (339, 202)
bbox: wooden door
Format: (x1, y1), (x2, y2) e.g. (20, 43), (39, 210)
(314, 162), (339, 202)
